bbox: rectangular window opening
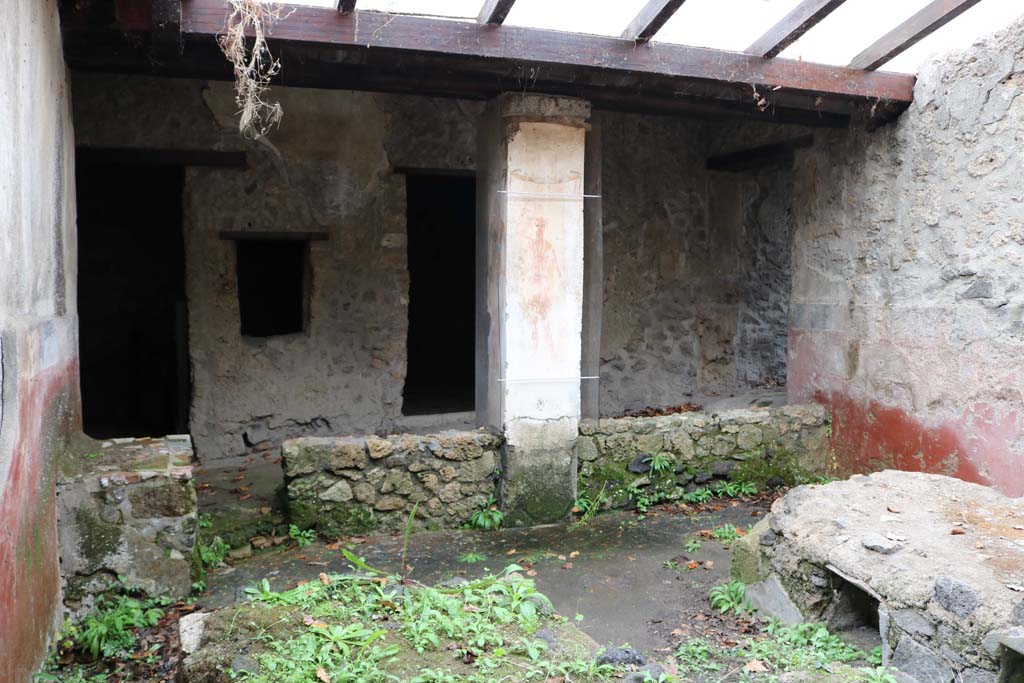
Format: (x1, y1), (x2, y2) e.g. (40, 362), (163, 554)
(236, 239), (309, 338)
(402, 172), (476, 416)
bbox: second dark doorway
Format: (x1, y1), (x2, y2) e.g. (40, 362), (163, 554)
(402, 173), (476, 416)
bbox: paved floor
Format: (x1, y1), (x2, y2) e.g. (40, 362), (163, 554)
(201, 500), (769, 656)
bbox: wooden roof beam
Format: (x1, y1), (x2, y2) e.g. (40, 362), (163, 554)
(746, 0), (848, 59)
(337, 0), (357, 13)
(478, 0), (516, 25)
(621, 0), (687, 42)
(849, 0), (983, 70)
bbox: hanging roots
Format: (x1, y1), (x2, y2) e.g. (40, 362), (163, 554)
(218, 0), (288, 139)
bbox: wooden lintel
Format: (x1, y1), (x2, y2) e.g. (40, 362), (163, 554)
(621, 0), (687, 42)
(150, 0), (182, 58)
(337, 0), (357, 12)
(746, 0), (848, 59)
(76, 147), (247, 167)
(706, 134), (814, 172)
(180, 2), (915, 107)
(477, 0), (515, 25)
(219, 231), (330, 241)
(849, 0), (983, 71)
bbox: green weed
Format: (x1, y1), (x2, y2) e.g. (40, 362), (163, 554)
(708, 581), (753, 615)
(470, 496), (504, 531)
(288, 524), (316, 547)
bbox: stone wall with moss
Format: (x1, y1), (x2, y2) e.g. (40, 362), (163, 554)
(282, 430), (501, 537)
(56, 436), (198, 609)
(576, 405), (830, 509)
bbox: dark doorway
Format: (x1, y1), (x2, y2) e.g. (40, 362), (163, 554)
(402, 173), (476, 415)
(76, 160), (190, 438)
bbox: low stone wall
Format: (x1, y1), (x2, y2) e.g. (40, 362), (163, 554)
(732, 471), (1023, 683)
(57, 436), (198, 609)
(577, 405), (830, 508)
(282, 430), (501, 536)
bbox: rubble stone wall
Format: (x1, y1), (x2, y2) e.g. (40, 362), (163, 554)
(282, 430), (502, 536)
(57, 436), (198, 608)
(598, 112), (794, 414)
(577, 405), (830, 508)
(789, 16), (1024, 496)
(732, 471), (1024, 683)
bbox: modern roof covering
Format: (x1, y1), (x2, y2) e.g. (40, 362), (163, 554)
(61, 0), (1020, 128)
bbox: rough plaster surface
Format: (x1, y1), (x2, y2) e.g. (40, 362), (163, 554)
(789, 17), (1024, 496)
(72, 75), (480, 462)
(597, 112), (793, 415)
(0, 0), (79, 679)
(732, 471), (1024, 680)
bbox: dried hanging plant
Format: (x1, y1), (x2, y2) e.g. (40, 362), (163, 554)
(218, 0), (288, 139)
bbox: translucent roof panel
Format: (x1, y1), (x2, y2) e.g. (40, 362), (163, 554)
(503, 0), (652, 37)
(654, 0), (805, 52)
(777, 0), (1022, 73)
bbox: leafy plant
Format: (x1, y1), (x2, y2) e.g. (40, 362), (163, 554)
(709, 581), (753, 615)
(198, 513), (212, 529)
(459, 552), (487, 564)
(684, 538), (702, 553)
(711, 523), (743, 543)
(675, 638), (720, 672)
(860, 666), (898, 683)
(78, 594), (164, 659)
(470, 496), (504, 531)
(738, 620), (864, 671)
(682, 487), (712, 504)
(644, 454), (673, 476)
(571, 482), (608, 530)
(198, 536), (231, 568)
(288, 524), (316, 547)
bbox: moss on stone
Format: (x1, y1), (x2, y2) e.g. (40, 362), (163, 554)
(74, 506), (123, 570)
(290, 499), (375, 538)
(730, 518), (771, 585)
(728, 445), (815, 486)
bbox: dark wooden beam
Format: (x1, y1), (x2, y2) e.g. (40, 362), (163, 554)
(707, 134), (814, 172)
(849, 0), (983, 70)
(150, 0), (182, 57)
(337, 0), (357, 12)
(220, 230), (329, 241)
(76, 147), (247, 167)
(477, 0), (515, 25)
(181, 2), (914, 106)
(393, 166), (475, 177)
(621, 0), (687, 42)
(746, 0), (847, 59)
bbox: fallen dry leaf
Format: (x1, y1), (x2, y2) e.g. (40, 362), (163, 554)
(1007, 584), (1024, 592)
(557, 555), (566, 561)
(703, 560), (715, 570)
(238, 493), (252, 501)
(232, 474), (245, 481)
(951, 528), (967, 535)
(259, 506), (272, 515)
(886, 506), (902, 514)
(561, 563), (573, 570)
(569, 551), (579, 559)
(686, 561), (700, 570)
(506, 548), (518, 555)
(316, 667), (331, 683)
(626, 555), (636, 561)
(745, 660), (768, 673)
(319, 572), (331, 586)
(525, 569), (537, 577)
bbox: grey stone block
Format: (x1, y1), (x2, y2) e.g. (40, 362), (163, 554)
(891, 637), (953, 683)
(932, 576), (980, 617)
(746, 576), (804, 627)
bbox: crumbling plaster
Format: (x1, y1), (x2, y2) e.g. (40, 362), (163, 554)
(789, 16), (1024, 496)
(0, 0), (79, 678)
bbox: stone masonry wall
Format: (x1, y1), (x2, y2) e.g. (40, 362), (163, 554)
(788, 16), (1024, 496)
(577, 404), (830, 509)
(282, 430), (501, 537)
(72, 74), (480, 462)
(0, 0), (80, 679)
(598, 112), (794, 414)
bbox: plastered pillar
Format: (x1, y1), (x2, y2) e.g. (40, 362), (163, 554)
(476, 93), (591, 526)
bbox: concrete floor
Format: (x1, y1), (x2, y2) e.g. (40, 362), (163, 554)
(200, 501), (769, 656)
